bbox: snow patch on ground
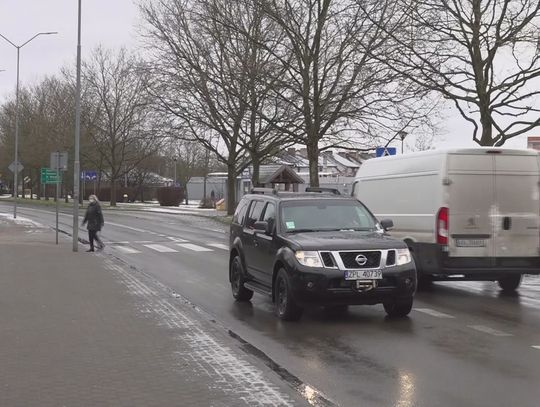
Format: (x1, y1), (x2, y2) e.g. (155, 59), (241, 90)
(0, 213), (45, 228)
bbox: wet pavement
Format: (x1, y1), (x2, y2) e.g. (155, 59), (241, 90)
(3, 202), (540, 407)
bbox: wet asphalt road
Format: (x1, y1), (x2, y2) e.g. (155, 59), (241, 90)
(4, 202), (540, 407)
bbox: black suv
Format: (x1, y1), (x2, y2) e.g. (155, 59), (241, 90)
(229, 188), (417, 321)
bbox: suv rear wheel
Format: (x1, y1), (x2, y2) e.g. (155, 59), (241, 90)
(383, 297), (413, 318)
(275, 269), (303, 321)
(498, 274), (522, 292)
(230, 256), (253, 301)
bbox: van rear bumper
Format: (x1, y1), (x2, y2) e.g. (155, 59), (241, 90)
(414, 243), (540, 277)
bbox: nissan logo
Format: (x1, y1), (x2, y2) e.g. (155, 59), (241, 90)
(355, 254), (368, 266)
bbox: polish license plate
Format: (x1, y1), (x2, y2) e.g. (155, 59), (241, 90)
(455, 239), (486, 248)
(344, 269), (382, 280)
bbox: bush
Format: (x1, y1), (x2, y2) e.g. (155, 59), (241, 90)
(157, 187), (184, 206)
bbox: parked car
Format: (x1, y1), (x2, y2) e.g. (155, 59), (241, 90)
(229, 188), (417, 321)
(353, 148), (540, 291)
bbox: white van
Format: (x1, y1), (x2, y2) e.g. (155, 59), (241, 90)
(353, 148), (540, 290)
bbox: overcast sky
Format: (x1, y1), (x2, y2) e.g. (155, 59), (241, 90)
(0, 0), (535, 150)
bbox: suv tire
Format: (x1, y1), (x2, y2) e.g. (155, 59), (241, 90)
(498, 274), (522, 292)
(275, 269), (303, 321)
(383, 297), (413, 318)
(230, 256), (254, 301)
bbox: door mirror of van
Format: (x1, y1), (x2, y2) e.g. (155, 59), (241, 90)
(380, 219), (394, 231)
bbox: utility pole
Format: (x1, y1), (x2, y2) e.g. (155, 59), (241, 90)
(72, 0), (82, 252)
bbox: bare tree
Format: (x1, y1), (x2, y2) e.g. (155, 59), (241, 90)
(83, 46), (163, 206)
(140, 0), (300, 212)
(245, 0), (430, 186)
(382, 0), (540, 146)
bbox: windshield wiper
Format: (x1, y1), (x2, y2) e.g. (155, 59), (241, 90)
(338, 227), (374, 232)
(286, 228), (320, 233)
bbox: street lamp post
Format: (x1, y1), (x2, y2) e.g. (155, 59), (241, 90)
(399, 131), (408, 154)
(173, 158), (177, 185)
(0, 31), (58, 218)
(73, 0), (82, 252)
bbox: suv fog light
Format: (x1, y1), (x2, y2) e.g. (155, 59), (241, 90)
(405, 278), (412, 286)
(307, 282), (314, 289)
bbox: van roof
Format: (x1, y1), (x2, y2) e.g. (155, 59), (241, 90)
(371, 147), (538, 161)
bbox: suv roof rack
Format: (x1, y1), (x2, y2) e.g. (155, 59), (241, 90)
(304, 187), (341, 195)
(250, 187), (278, 195)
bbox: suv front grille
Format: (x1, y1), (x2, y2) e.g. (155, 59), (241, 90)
(320, 251), (336, 268)
(339, 251), (381, 269)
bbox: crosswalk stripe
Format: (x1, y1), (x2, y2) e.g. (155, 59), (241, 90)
(532, 346), (540, 350)
(207, 243), (229, 250)
(167, 236), (188, 243)
(468, 325), (513, 337)
(143, 244), (178, 253)
(176, 243), (213, 252)
(115, 246), (142, 254)
(414, 308), (455, 318)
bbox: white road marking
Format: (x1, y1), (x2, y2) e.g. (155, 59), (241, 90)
(105, 241), (130, 244)
(167, 236), (188, 243)
(114, 246), (142, 254)
(414, 308), (456, 318)
(133, 240), (156, 244)
(468, 325), (513, 337)
(143, 244), (178, 253)
(532, 346), (540, 350)
(106, 221), (149, 233)
(207, 243), (229, 250)
(176, 243), (213, 252)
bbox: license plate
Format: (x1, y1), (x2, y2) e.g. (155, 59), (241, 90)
(455, 239), (486, 248)
(344, 269), (382, 280)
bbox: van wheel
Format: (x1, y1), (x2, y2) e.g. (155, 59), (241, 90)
(383, 297), (413, 318)
(230, 256), (253, 301)
(274, 269), (303, 321)
(497, 275), (522, 292)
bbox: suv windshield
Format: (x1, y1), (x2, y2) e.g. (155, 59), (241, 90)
(281, 199), (378, 232)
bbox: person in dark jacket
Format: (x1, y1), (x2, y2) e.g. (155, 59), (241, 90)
(82, 194), (105, 252)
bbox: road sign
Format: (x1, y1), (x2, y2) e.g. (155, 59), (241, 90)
(50, 152), (69, 171)
(81, 170), (98, 181)
(376, 147), (397, 157)
(40, 168), (61, 184)
(8, 160), (23, 174)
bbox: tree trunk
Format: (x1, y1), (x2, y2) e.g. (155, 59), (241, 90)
(251, 154), (260, 187)
(226, 163), (236, 215)
(479, 110), (494, 146)
(110, 179), (117, 206)
(307, 141), (319, 187)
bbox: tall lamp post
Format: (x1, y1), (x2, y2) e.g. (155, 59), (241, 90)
(399, 131), (408, 154)
(0, 31), (58, 218)
(173, 158), (177, 185)
(72, 0), (82, 252)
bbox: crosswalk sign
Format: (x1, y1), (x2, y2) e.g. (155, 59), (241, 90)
(376, 147), (397, 157)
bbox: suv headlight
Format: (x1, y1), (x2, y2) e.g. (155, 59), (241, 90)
(396, 248), (412, 265)
(295, 251), (323, 267)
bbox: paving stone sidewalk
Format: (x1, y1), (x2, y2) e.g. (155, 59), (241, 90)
(0, 217), (304, 407)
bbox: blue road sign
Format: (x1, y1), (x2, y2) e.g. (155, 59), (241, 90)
(376, 147), (397, 157)
(81, 170), (98, 181)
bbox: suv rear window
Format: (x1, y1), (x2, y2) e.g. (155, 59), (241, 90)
(281, 200), (377, 232)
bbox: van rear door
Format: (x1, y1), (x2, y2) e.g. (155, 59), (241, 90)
(493, 153), (540, 258)
(446, 154), (496, 259)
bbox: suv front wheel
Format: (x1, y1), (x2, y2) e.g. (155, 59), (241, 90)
(383, 297), (413, 318)
(230, 256), (254, 301)
(274, 269), (303, 321)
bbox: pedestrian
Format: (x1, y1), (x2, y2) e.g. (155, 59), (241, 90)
(82, 194), (105, 252)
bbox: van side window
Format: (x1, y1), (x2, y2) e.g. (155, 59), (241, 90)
(245, 201), (265, 229)
(232, 199), (249, 225)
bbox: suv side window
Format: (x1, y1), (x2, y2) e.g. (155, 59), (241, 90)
(261, 202), (276, 233)
(232, 198), (249, 225)
(245, 200), (265, 229)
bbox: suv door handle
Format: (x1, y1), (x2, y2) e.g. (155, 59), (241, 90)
(503, 216), (512, 231)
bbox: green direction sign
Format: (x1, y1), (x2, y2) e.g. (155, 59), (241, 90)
(40, 168), (61, 184)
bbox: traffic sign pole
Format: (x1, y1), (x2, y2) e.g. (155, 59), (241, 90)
(56, 152), (60, 245)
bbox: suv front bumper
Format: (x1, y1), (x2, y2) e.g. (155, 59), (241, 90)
(289, 264), (416, 307)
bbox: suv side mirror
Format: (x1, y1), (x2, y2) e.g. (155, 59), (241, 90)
(254, 220), (272, 235)
(380, 219), (394, 231)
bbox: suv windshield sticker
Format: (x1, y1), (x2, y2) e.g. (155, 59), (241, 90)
(286, 221), (296, 229)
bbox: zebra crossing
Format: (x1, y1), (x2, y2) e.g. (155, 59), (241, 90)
(106, 237), (228, 255)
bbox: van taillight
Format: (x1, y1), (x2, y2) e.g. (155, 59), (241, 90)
(437, 207), (449, 245)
